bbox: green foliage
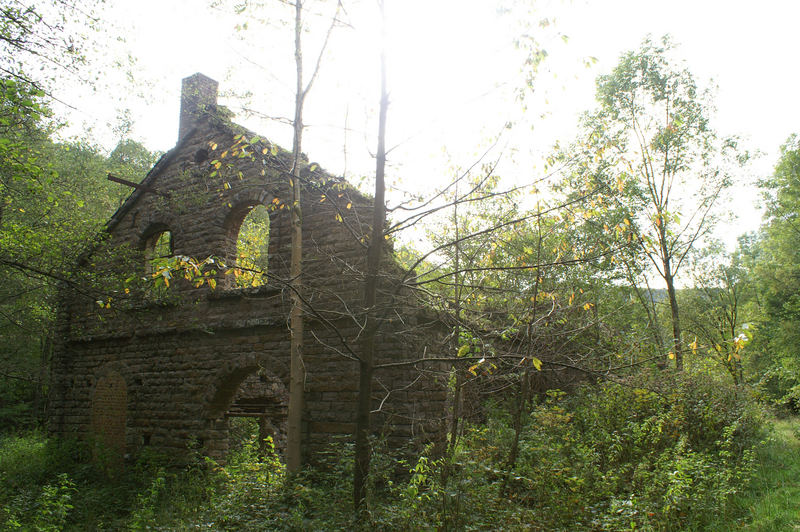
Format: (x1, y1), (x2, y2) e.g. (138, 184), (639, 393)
(0, 0), (162, 428)
(235, 204), (270, 287)
(0, 374), (768, 530)
(0, 54), (161, 431)
(373, 372), (764, 531)
(0, 432), (107, 529)
(555, 36), (746, 370)
(739, 418), (800, 530)
(739, 134), (800, 410)
(680, 248), (752, 384)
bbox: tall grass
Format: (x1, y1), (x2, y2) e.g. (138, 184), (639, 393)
(736, 419), (800, 531)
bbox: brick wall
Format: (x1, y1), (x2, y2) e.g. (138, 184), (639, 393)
(90, 370), (127, 454)
(49, 83), (448, 463)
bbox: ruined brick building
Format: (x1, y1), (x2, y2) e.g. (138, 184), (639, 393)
(48, 73), (447, 461)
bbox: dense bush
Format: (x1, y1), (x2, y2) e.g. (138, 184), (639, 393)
(374, 371), (766, 531)
(0, 371), (767, 530)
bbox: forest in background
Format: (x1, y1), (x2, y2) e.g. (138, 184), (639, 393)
(1, 0), (800, 530)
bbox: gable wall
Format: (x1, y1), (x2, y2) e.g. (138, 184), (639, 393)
(49, 118), (448, 462)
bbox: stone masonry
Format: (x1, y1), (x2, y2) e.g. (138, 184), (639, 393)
(48, 73), (448, 462)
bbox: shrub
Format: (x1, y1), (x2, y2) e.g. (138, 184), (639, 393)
(0, 370), (767, 530)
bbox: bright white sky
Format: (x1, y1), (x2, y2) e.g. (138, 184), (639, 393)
(60, 0), (800, 249)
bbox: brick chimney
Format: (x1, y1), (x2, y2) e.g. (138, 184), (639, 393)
(178, 73), (218, 142)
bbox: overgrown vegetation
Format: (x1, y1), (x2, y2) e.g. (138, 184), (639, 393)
(2, 1), (800, 530)
(0, 370), (772, 530)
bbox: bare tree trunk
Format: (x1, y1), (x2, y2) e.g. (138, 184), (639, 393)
(622, 257), (665, 368)
(354, 3), (388, 512)
(666, 276), (683, 371)
(448, 367), (463, 455)
(448, 180), (463, 456)
(504, 210), (542, 486)
(286, 0), (306, 472)
(502, 366), (529, 496)
(663, 251), (683, 371)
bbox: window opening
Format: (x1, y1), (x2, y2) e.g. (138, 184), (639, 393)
(144, 230), (173, 295)
(145, 231), (173, 268)
(152, 231), (172, 259)
(235, 205), (269, 287)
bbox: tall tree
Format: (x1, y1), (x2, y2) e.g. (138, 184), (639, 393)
(561, 37), (743, 370)
(745, 134), (800, 406)
(221, 0), (342, 470)
(285, 0), (308, 475)
(353, 0), (388, 513)
(286, 0), (341, 473)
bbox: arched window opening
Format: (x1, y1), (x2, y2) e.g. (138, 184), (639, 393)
(144, 230), (173, 274)
(143, 230), (173, 298)
(235, 205), (269, 287)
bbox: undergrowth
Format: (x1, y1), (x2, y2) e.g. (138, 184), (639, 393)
(0, 370), (769, 530)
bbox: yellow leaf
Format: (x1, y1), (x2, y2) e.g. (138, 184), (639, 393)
(124, 288), (130, 294)
(208, 278), (216, 290)
(531, 357), (542, 371)
(210, 142), (218, 150)
(583, 302), (593, 310)
(457, 345), (470, 357)
(346, 202), (352, 209)
(668, 352), (675, 360)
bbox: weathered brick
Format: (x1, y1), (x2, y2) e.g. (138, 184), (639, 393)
(49, 73), (448, 464)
